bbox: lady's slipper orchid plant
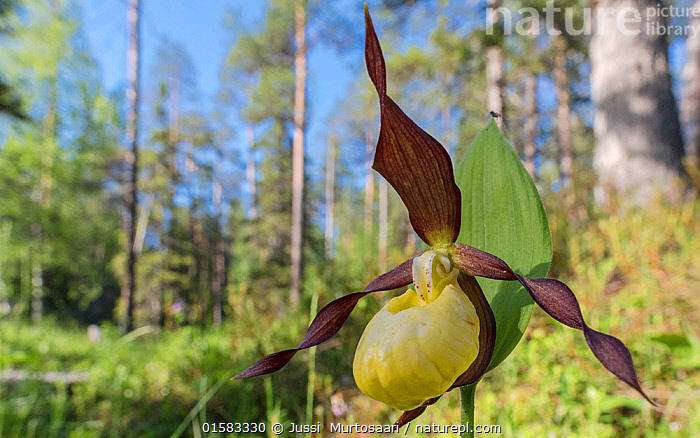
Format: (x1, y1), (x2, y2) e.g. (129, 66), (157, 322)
(235, 7), (653, 425)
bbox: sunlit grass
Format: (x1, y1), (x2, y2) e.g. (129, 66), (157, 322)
(0, 201), (698, 437)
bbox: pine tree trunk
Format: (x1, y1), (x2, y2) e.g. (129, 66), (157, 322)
(290, 0), (306, 307)
(378, 177), (388, 272)
(486, 0), (505, 131)
(553, 34), (572, 185)
(682, 0), (700, 168)
(591, 0), (685, 205)
(245, 124), (257, 219)
(441, 103), (452, 156)
(364, 127), (375, 231)
(324, 136), (336, 259)
(212, 180), (224, 327)
(30, 257), (42, 323)
(523, 73), (537, 178)
(122, 0), (140, 332)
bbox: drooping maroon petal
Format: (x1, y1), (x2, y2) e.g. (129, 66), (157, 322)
(395, 397), (440, 427)
(233, 349), (298, 380)
(451, 274), (496, 388)
(234, 256), (417, 380)
(364, 8), (461, 246)
(364, 250), (424, 292)
(449, 243), (654, 404)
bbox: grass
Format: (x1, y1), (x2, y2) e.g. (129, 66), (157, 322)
(0, 200), (698, 437)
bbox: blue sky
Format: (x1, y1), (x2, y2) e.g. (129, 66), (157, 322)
(81, 0), (364, 177)
(79, 0), (691, 189)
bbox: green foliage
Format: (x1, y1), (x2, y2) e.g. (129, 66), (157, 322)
(455, 121), (552, 372)
(1, 201), (697, 436)
(0, 1), (697, 436)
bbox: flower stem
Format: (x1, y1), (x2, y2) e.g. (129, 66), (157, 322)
(460, 382), (478, 438)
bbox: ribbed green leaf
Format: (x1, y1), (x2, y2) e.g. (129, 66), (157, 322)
(455, 120), (552, 372)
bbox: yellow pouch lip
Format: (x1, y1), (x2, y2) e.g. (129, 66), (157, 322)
(384, 289), (423, 314)
(353, 250), (482, 411)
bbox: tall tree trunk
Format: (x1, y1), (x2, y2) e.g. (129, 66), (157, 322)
(364, 127), (375, 231)
(682, 0), (700, 170)
(167, 67), (180, 201)
(404, 218), (416, 255)
(591, 0), (685, 206)
(486, 0), (505, 131)
(378, 177), (388, 272)
(212, 180), (224, 328)
(441, 101), (452, 156)
(193, 219), (208, 324)
(246, 124), (257, 220)
(290, 0), (306, 307)
(324, 136), (336, 259)
(121, 0), (140, 332)
(31, 60), (59, 324)
(30, 255), (42, 324)
(553, 34), (572, 186)
(523, 73), (537, 178)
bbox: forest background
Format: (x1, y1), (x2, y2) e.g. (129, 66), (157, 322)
(0, 0), (698, 437)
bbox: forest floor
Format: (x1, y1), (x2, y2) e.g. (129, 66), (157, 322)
(1, 200), (698, 437)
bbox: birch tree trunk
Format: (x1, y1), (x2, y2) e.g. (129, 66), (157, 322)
(591, 0), (685, 205)
(290, 0), (307, 307)
(122, 0), (140, 331)
(681, 0), (700, 168)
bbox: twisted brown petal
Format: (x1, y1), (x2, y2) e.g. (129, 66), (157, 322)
(364, 7), (461, 245)
(451, 274), (496, 388)
(450, 243), (655, 405)
(395, 397), (440, 428)
(234, 255), (417, 380)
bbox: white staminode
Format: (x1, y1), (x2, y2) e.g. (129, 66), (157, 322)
(412, 249), (458, 304)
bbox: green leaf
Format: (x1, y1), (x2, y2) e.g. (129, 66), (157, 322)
(455, 120), (552, 372)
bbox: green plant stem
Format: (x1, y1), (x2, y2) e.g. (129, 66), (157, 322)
(460, 383), (477, 438)
(170, 369), (236, 438)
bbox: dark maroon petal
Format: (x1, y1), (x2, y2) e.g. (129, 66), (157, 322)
(449, 243), (654, 404)
(515, 276), (583, 330)
(365, 8), (461, 245)
(451, 274), (496, 388)
(450, 244), (513, 280)
(233, 349), (298, 379)
(234, 256), (418, 380)
(364, 251), (424, 292)
(395, 397), (440, 427)
(584, 326), (657, 406)
(299, 292), (371, 348)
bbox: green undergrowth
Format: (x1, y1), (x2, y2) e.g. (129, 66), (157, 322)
(1, 201), (698, 437)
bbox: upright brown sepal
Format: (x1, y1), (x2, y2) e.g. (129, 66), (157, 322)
(233, 257), (416, 380)
(364, 5), (386, 103)
(450, 243), (655, 404)
(364, 8), (461, 245)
